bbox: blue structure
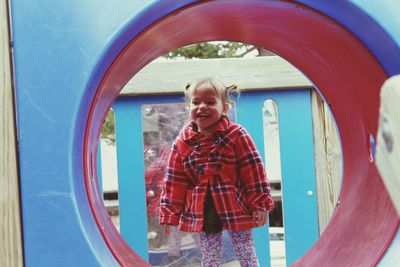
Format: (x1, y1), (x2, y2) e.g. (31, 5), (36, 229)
(10, 0), (400, 266)
(110, 89), (318, 266)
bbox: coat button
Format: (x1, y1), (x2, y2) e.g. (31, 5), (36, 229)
(214, 164), (221, 171)
(197, 165), (204, 174)
(193, 139), (200, 150)
(213, 135), (221, 144)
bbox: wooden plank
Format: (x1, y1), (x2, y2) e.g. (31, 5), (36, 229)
(121, 56), (312, 95)
(376, 75), (400, 215)
(311, 90), (342, 234)
(0, 0), (24, 266)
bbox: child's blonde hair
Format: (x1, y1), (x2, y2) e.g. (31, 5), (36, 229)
(184, 77), (239, 108)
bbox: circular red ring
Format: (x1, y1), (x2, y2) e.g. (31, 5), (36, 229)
(84, 1), (399, 266)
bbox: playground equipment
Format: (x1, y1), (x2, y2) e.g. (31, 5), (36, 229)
(1, 0), (400, 266)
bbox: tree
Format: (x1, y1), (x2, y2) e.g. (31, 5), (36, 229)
(163, 42), (271, 59)
(101, 109), (115, 142)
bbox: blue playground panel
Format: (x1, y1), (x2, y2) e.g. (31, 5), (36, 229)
(237, 90), (319, 266)
(110, 89), (317, 266)
(10, 0), (400, 266)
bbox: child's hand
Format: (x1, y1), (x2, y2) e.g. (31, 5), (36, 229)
(252, 210), (268, 227)
(163, 224), (171, 235)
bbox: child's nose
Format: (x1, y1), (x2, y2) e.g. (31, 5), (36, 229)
(199, 102), (207, 109)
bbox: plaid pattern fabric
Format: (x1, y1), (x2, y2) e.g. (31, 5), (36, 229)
(160, 117), (274, 232)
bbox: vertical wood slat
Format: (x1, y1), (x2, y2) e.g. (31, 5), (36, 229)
(0, 0), (24, 266)
(311, 90), (342, 234)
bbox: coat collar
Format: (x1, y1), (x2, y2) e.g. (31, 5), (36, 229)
(180, 116), (231, 141)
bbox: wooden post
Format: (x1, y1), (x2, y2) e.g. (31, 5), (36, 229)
(311, 90), (342, 234)
(376, 75), (400, 215)
(0, 0), (24, 266)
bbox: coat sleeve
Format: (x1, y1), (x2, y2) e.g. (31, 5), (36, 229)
(159, 139), (189, 225)
(234, 127), (274, 212)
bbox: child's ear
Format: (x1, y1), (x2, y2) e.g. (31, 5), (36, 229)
(222, 103), (229, 116)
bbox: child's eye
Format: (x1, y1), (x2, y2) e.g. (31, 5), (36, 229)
(192, 100), (200, 105)
(207, 101), (216, 105)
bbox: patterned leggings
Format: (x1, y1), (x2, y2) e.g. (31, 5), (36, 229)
(199, 230), (259, 267)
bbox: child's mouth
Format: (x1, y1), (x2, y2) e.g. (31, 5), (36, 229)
(197, 114), (209, 118)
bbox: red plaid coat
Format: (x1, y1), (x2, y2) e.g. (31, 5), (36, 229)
(159, 117), (274, 232)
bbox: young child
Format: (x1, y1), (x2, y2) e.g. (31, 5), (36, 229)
(159, 77), (274, 266)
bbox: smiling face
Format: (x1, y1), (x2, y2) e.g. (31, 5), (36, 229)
(189, 83), (229, 136)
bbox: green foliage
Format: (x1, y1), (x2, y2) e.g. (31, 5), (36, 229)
(163, 42), (255, 59)
(101, 109), (115, 142)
